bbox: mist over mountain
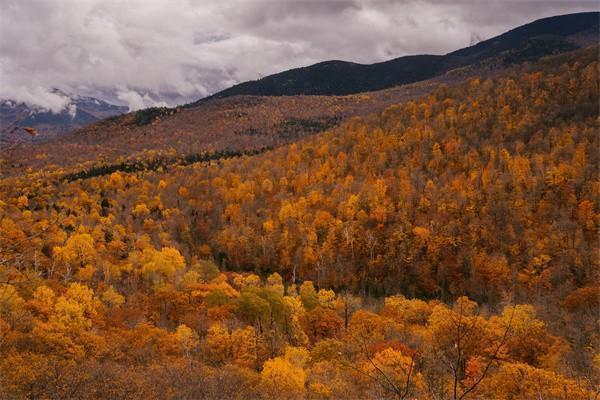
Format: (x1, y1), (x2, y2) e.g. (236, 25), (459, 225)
(3, 11), (595, 141)
(0, 92), (127, 142)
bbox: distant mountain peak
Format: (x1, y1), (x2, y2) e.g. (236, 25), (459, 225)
(0, 94), (127, 141)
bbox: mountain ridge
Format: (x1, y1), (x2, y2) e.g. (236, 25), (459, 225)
(2, 12), (595, 140)
(192, 12), (598, 104)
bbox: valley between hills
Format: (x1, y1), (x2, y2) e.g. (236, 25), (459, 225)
(0, 12), (598, 400)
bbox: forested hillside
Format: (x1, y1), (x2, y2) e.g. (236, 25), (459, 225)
(1, 79), (442, 173)
(0, 47), (598, 399)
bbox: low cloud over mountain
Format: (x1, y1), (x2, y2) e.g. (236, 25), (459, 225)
(1, 0), (596, 111)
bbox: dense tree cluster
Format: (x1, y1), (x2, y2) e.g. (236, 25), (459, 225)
(0, 47), (598, 398)
(0, 272), (595, 399)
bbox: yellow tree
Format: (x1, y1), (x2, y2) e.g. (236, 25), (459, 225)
(53, 233), (97, 281)
(260, 348), (307, 400)
(426, 296), (515, 400)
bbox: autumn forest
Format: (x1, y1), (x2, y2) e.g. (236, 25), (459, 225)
(0, 14), (599, 400)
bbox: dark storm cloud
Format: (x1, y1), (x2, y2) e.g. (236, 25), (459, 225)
(0, 0), (596, 111)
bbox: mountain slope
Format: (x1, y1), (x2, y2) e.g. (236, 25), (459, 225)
(2, 77), (446, 172)
(197, 12), (598, 102)
(204, 55), (448, 99)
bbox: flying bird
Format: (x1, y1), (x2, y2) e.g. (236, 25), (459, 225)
(22, 127), (38, 137)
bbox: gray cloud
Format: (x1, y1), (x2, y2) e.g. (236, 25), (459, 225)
(0, 0), (596, 111)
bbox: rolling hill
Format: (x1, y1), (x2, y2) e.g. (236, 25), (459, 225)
(1, 12), (595, 151)
(196, 12), (598, 102)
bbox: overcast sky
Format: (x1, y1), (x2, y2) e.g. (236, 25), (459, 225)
(0, 0), (597, 111)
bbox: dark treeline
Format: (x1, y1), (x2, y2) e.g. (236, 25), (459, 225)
(63, 148), (272, 182)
